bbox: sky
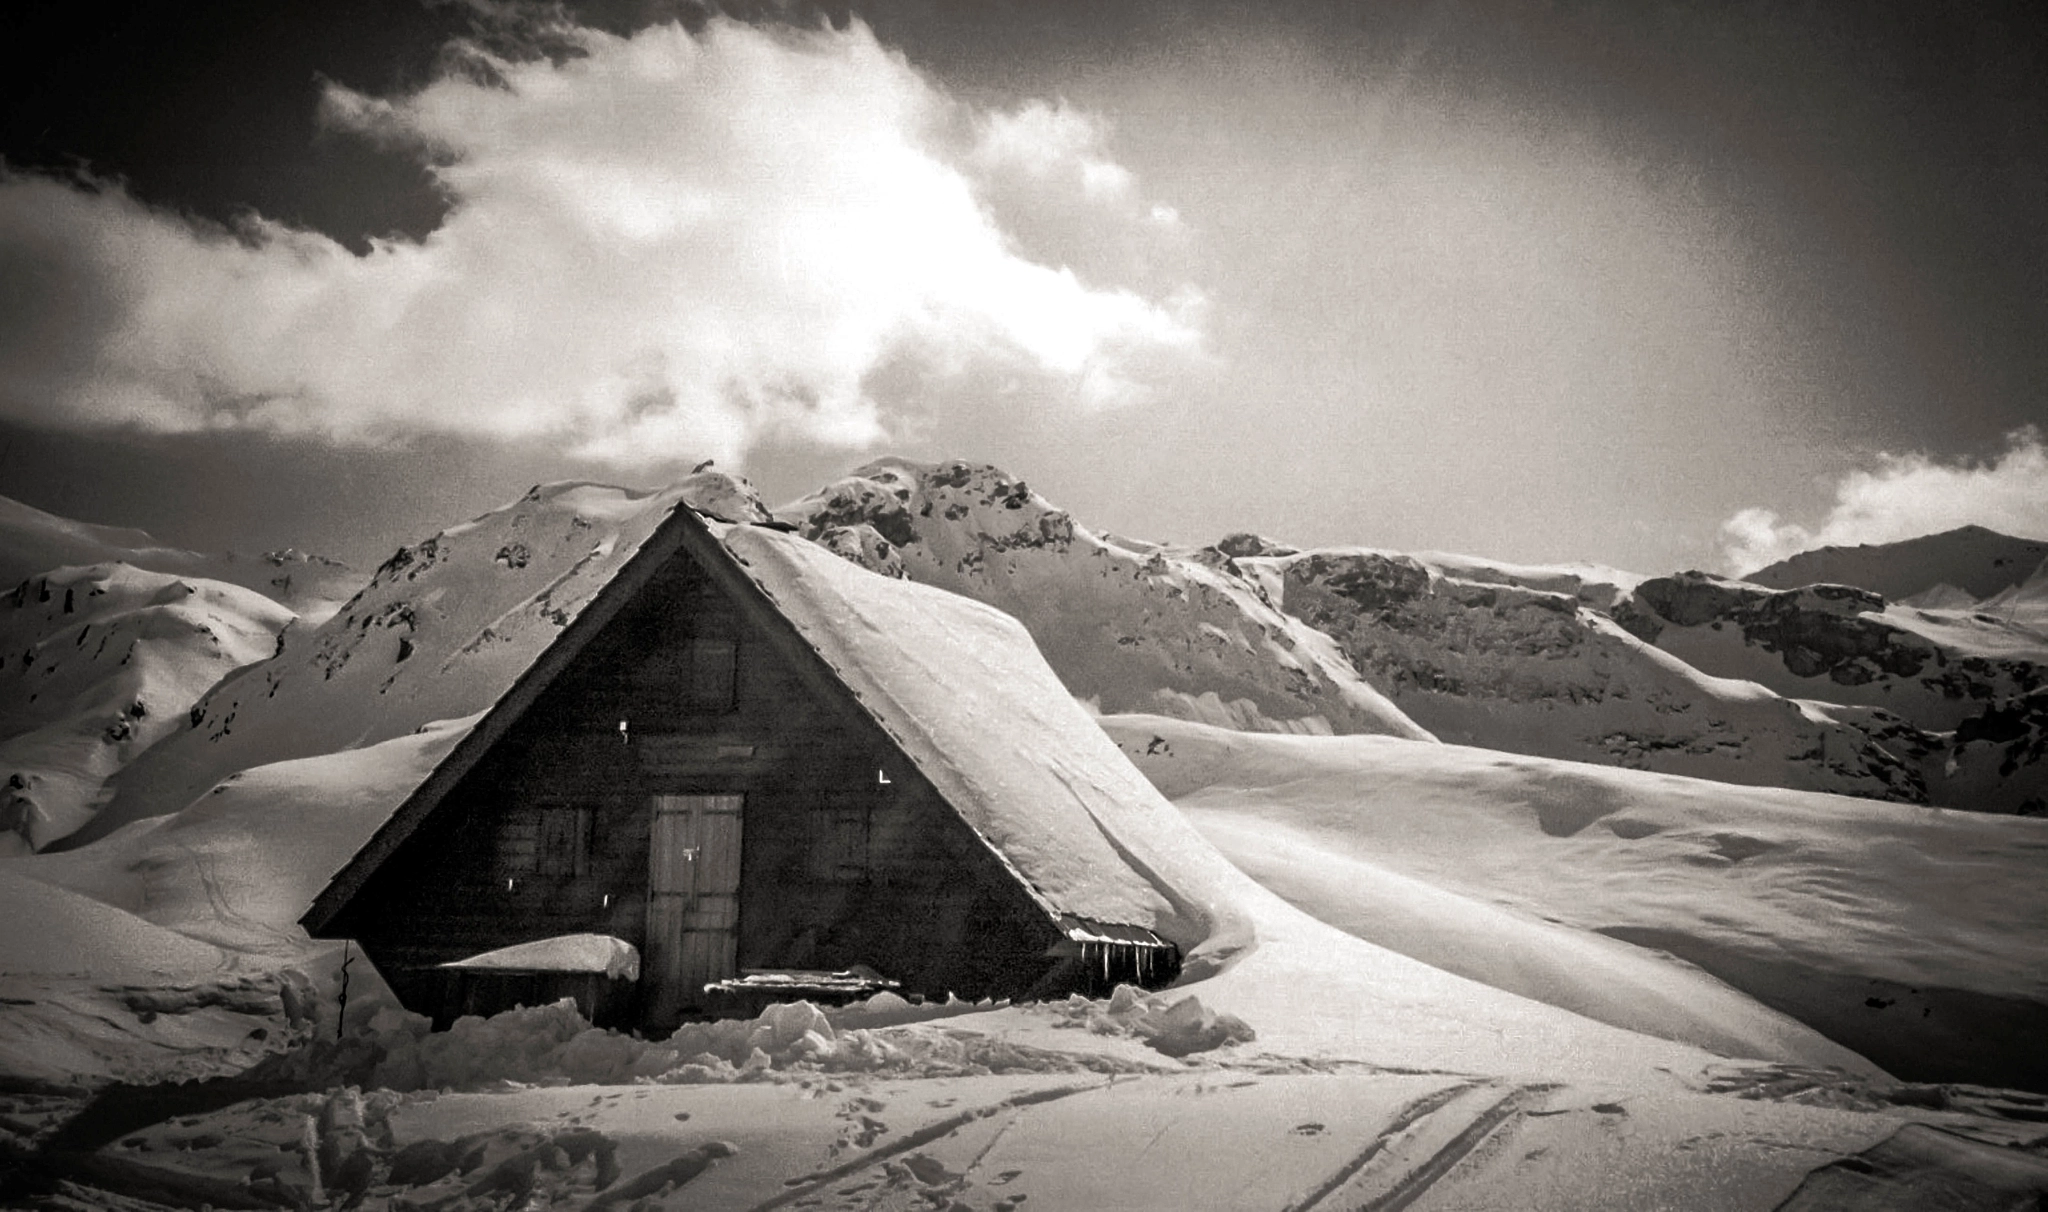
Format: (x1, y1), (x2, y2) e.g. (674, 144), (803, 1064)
(2, 0), (2046, 576)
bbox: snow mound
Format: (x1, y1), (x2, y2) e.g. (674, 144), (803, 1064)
(0, 562), (293, 850)
(1052, 983), (1256, 1058)
(356, 996), (1154, 1092)
(443, 934), (641, 980)
(776, 458), (1432, 740)
(75, 473), (762, 844)
(1104, 713), (2048, 1090)
(0, 491), (359, 618)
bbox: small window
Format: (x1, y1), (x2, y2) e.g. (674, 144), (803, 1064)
(807, 795), (869, 883)
(684, 638), (738, 713)
(535, 804), (593, 877)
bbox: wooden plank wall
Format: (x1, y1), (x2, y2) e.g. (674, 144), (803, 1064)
(332, 544), (1072, 1026)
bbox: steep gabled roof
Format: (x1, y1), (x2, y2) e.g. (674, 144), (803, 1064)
(303, 501), (1186, 945)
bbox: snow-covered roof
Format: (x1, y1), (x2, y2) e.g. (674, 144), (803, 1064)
(305, 498), (1190, 945)
(715, 522), (1178, 934)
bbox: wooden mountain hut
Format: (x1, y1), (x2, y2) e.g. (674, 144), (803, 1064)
(301, 501), (1184, 1031)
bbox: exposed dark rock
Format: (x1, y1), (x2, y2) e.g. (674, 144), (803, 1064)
(1213, 533), (1299, 559)
(1285, 552), (1431, 616)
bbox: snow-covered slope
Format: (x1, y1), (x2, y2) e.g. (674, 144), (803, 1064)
(0, 492), (359, 619)
(0, 563), (293, 851)
(0, 868), (313, 1089)
(1101, 713), (2048, 1091)
(1747, 524), (2048, 602)
(71, 476), (769, 846)
(1978, 556), (2048, 630)
(1410, 549), (1647, 611)
(0, 725), (468, 1088)
(1618, 572), (2048, 812)
(24, 721), (472, 957)
(1259, 549), (1931, 801)
(776, 459), (1432, 739)
(1619, 573), (2047, 729)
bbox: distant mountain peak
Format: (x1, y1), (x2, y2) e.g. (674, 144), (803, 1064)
(1747, 525), (2048, 601)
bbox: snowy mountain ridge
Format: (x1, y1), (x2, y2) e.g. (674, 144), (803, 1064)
(778, 458), (1432, 740)
(777, 458), (2047, 811)
(0, 492), (361, 621)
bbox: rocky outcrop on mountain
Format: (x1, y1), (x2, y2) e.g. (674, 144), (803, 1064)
(1614, 572), (2048, 812)
(1618, 573), (2046, 724)
(777, 459), (1433, 740)
(1252, 549), (1931, 802)
(0, 564), (292, 852)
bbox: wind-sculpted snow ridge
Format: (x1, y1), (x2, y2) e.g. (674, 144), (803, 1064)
(0, 492), (360, 620)
(1616, 572), (2048, 814)
(776, 458), (1433, 740)
(0, 563), (293, 851)
(0, 868), (317, 1090)
(73, 473), (769, 844)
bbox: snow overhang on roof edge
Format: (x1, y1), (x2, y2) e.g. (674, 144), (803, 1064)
(1058, 915), (1173, 948)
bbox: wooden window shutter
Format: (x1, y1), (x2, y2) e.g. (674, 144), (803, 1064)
(807, 794), (870, 883)
(685, 638), (738, 712)
(535, 804), (593, 877)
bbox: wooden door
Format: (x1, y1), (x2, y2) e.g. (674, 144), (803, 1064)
(645, 794), (743, 1024)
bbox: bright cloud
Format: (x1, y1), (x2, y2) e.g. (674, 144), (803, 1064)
(1721, 428), (2048, 573)
(0, 19), (1200, 465)
(972, 99), (1137, 203)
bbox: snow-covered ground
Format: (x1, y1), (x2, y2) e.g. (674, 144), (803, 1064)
(1099, 713), (2048, 1092)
